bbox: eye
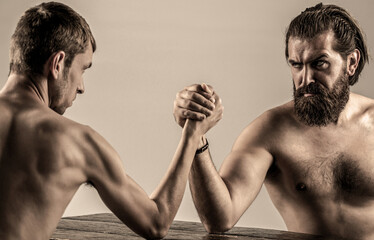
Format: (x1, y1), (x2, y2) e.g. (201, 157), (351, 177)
(291, 62), (303, 70)
(313, 60), (329, 70)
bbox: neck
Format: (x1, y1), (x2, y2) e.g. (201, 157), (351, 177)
(335, 92), (357, 126)
(1, 73), (49, 106)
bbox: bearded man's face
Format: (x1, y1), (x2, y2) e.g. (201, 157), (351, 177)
(287, 32), (354, 126)
(293, 68), (350, 126)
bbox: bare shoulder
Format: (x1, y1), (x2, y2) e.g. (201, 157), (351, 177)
(259, 101), (295, 126)
(352, 93), (374, 112)
(234, 101), (295, 151)
(242, 100), (295, 136)
(350, 93), (374, 128)
(31, 111), (114, 165)
(0, 102), (14, 141)
(20, 108), (123, 188)
(31, 111), (93, 163)
(39, 114), (124, 185)
(28, 109), (90, 147)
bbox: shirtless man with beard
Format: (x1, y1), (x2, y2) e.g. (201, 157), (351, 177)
(173, 3), (373, 239)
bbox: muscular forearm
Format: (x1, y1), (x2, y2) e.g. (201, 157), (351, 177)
(189, 139), (235, 233)
(147, 122), (202, 237)
(86, 121), (221, 239)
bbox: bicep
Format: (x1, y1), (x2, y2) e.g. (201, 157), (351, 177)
(219, 126), (273, 218)
(219, 148), (273, 217)
(82, 128), (157, 232)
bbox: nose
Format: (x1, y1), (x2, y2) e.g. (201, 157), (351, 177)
(300, 66), (314, 88)
(77, 81), (85, 94)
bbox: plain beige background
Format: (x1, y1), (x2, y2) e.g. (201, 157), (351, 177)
(0, 0), (373, 231)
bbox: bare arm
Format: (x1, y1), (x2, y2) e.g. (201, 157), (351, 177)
(189, 122), (273, 232)
(174, 84), (273, 232)
(82, 98), (223, 239)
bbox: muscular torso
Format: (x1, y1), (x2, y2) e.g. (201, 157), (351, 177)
(0, 95), (88, 239)
(264, 94), (374, 239)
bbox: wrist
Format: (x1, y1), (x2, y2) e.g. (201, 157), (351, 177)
(197, 135), (207, 149)
(182, 123), (202, 145)
(182, 119), (203, 139)
(196, 138), (209, 155)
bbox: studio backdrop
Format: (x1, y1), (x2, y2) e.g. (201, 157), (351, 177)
(0, 0), (373, 230)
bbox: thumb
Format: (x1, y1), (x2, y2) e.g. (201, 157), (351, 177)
(201, 83), (213, 94)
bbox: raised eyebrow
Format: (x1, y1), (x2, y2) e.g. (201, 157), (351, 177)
(312, 54), (329, 62)
(288, 55), (329, 66)
(288, 59), (300, 65)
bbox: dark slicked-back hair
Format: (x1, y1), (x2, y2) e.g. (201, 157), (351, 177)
(285, 3), (368, 85)
(10, 1), (96, 76)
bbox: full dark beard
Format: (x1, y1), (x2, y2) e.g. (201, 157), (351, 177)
(293, 72), (350, 127)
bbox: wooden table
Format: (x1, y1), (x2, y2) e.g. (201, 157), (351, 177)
(51, 213), (328, 240)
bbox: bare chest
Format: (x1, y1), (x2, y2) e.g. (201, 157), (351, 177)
(269, 133), (374, 203)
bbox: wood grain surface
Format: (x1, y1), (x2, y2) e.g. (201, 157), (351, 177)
(51, 213), (331, 240)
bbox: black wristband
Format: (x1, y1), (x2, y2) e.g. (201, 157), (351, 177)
(196, 139), (209, 155)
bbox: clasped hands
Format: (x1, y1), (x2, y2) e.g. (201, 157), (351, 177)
(173, 83), (223, 136)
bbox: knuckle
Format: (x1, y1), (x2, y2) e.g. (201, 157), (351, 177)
(186, 84), (199, 90)
(205, 109), (212, 116)
(199, 107), (207, 114)
(193, 84), (200, 89)
(186, 91), (194, 99)
(181, 99), (189, 107)
(207, 101), (215, 109)
(188, 112), (198, 119)
(183, 110), (189, 117)
(190, 93), (199, 101)
(186, 101), (192, 108)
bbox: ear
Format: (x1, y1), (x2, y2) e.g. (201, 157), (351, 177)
(49, 51), (66, 80)
(346, 49), (360, 77)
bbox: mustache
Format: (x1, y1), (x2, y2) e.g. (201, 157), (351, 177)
(294, 82), (327, 98)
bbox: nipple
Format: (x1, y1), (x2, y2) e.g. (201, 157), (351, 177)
(296, 182), (307, 192)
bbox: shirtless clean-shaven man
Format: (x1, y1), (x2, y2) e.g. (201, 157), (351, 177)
(0, 2), (223, 239)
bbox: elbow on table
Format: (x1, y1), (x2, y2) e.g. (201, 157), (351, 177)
(140, 229), (168, 239)
(140, 220), (170, 239)
(203, 219), (234, 234)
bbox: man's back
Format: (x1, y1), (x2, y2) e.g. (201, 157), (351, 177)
(0, 77), (224, 240)
(0, 92), (87, 239)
